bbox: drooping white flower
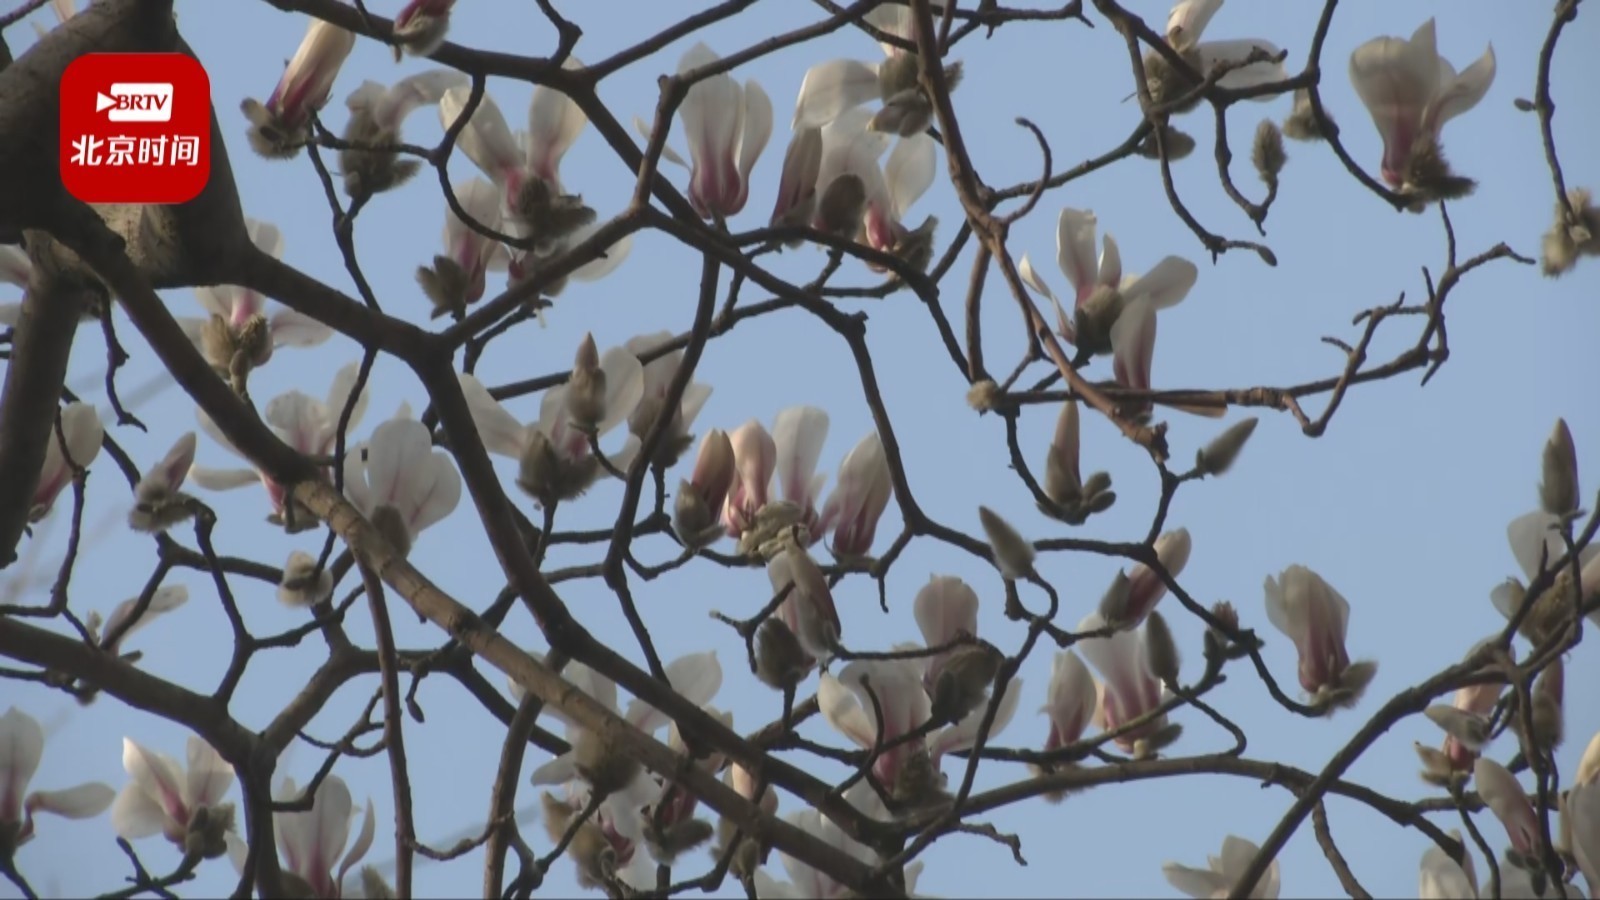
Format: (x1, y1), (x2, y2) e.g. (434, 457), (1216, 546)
(0, 708), (116, 851)
(342, 410), (462, 558)
(1348, 18), (1494, 203)
(226, 775), (375, 899)
(110, 735), (235, 849)
(1153, 0), (1289, 105)
(1162, 833), (1282, 899)
(1263, 565), (1376, 710)
(417, 177), (512, 319)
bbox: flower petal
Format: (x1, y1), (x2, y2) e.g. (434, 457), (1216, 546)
(26, 781), (116, 820)
(625, 651), (722, 734)
(1123, 256), (1198, 310)
(1166, 0), (1222, 51)
(771, 406), (830, 506)
(792, 59), (881, 130)
(1054, 208), (1101, 302)
(438, 85), (523, 182)
(817, 672), (875, 749)
(457, 373), (531, 459)
(109, 780), (168, 839)
(597, 345), (646, 438)
(0, 708), (45, 816)
(526, 56), (589, 183)
(184, 735), (234, 809)
(188, 466), (260, 491)
(738, 80), (774, 187)
(1428, 44), (1495, 132)
(1196, 39), (1288, 95)
(268, 310), (335, 349)
(884, 133), (935, 219)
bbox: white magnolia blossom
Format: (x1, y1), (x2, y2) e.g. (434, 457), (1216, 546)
(1490, 510), (1600, 631)
(813, 107), (936, 257)
(816, 430), (893, 559)
(622, 330), (714, 467)
(226, 775), (375, 899)
(790, 3), (950, 135)
(111, 735), (235, 848)
(342, 409), (463, 557)
(242, 16), (356, 157)
(0, 708), (116, 851)
(1160, 0), (1289, 95)
(177, 218), (332, 365)
(29, 402), (103, 522)
(752, 781), (927, 899)
(669, 42), (773, 220)
(1162, 834), (1281, 899)
(1419, 831), (1478, 900)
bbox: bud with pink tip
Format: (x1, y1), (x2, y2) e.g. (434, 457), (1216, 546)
(674, 429), (736, 550)
(1122, 528), (1193, 627)
(722, 420), (776, 537)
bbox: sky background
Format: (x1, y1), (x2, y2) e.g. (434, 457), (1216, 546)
(4, 0), (1600, 897)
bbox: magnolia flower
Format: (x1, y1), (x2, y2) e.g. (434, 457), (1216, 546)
(226, 775), (374, 899)
(1263, 564), (1376, 711)
(340, 69), (466, 197)
(0, 708), (116, 852)
(540, 782), (655, 890)
(1162, 834), (1281, 899)
(791, 3), (961, 136)
(1419, 831), (1479, 900)
(417, 178), (511, 318)
(913, 576), (981, 697)
(1020, 208), (1197, 419)
(766, 545), (843, 663)
(753, 784), (928, 899)
(177, 219), (333, 386)
(820, 660), (931, 796)
(1076, 612), (1176, 755)
(1349, 18), (1495, 205)
(673, 429), (736, 549)
(526, 653), (720, 880)
(1490, 510), (1600, 643)
(1041, 398), (1116, 523)
(1115, 528), (1193, 628)
(1440, 653), (1507, 772)
(391, 0), (454, 60)
(30, 402), (102, 521)
(667, 43), (772, 220)
(439, 63), (593, 251)
(1474, 758), (1540, 863)
(769, 127), (824, 233)
(771, 405), (832, 542)
(813, 108), (936, 261)
(128, 432), (198, 533)
(1146, 0), (1288, 113)
(457, 355), (642, 508)
(723, 419), (778, 537)
(190, 362), (369, 531)
(816, 430), (892, 559)
(242, 16), (356, 158)
(623, 330), (714, 468)
(1041, 649), (1099, 755)
(111, 735), (235, 855)
(342, 410), (462, 558)
(92, 585), (188, 658)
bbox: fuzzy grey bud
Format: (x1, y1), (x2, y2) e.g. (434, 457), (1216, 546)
(966, 379), (1000, 413)
(978, 506), (1034, 579)
(930, 640), (1004, 725)
(1096, 571), (1135, 630)
(565, 334), (607, 431)
(1541, 187), (1600, 278)
(1282, 89), (1330, 142)
(1425, 705), (1490, 753)
(277, 550), (333, 608)
(1143, 611), (1181, 687)
(1135, 124), (1197, 161)
(1197, 417), (1260, 476)
(571, 726), (641, 798)
(816, 174), (868, 239)
(1539, 418), (1579, 517)
(359, 867), (395, 900)
(646, 818), (715, 864)
(183, 802), (235, 860)
(754, 618), (811, 690)
(1251, 120), (1286, 184)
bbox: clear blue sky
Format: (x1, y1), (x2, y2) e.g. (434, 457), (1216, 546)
(4, 1), (1599, 897)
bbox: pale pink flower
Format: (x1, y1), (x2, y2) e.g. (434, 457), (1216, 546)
(1264, 564), (1376, 707)
(813, 108), (935, 255)
(820, 659), (931, 790)
(177, 219), (333, 372)
(342, 410), (462, 557)
(242, 16), (356, 157)
(816, 430), (893, 559)
(1349, 19), (1494, 195)
(190, 363), (369, 529)
(1076, 612), (1169, 752)
(0, 708), (115, 850)
(722, 419), (777, 537)
(772, 405), (831, 542)
(1042, 650), (1099, 753)
(225, 775), (374, 899)
(110, 735), (234, 847)
(1473, 758), (1539, 859)
(418, 177), (511, 317)
(673, 429), (736, 549)
(912, 575), (981, 695)
(1163, 834), (1282, 899)
(391, 0), (454, 59)
(623, 330), (714, 464)
(1120, 528), (1193, 627)
(30, 402), (103, 521)
(672, 43), (772, 219)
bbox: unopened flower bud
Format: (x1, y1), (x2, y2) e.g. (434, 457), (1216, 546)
(754, 618), (810, 690)
(516, 429), (563, 505)
(1135, 124), (1196, 161)
(1540, 187), (1600, 278)
(1282, 89), (1330, 142)
(1143, 611), (1181, 687)
(930, 640), (1004, 725)
(674, 429), (737, 549)
(1096, 571), (1135, 630)
(1251, 120), (1286, 185)
(966, 379), (999, 413)
(1425, 705), (1491, 753)
(571, 726), (640, 798)
(565, 334), (607, 431)
(1196, 417), (1259, 476)
(1414, 741), (1460, 787)
(277, 550), (333, 608)
(977, 506), (1034, 579)
(1539, 418), (1579, 517)
(183, 802), (235, 860)
(816, 174), (867, 239)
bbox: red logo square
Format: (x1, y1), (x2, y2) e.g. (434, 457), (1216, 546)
(59, 53), (212, 204)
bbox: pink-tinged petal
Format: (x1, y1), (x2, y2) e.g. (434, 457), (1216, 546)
(1110, 299), (1158, 392)
(1195, 39), (1288, 95)
(1042, 650), (1098, 749)
(771, 406), (830, 510)
(1349, 20), (1443, 186)
(819, 430), (892, 557)
(1123, 255), (1198, 310)
(365, 69), (467, 133)
(1474, 758), (1540, 856)
(836, 659), (931, 786)
(0, 707), (45, 823)
(526, 56), (589, 185)
(1165, 0), (1222, 51)
(406, 453), (462, 537)
(191, 285), (236, 320)
(723, 419), (777, 535)
(913, 576), (980, 648)
(272, 778), (312, 877)
(309, 776), (355, 891)
(337, 796), (377, 889)
(457, 373), (530, 459)
(109, 780), (169, 840)
(734, 80), (774, 211)
(1054, 208), (1101, 304)
(1098, 233), (1124, 289)
(769, 126), (822, 225)
(626, 651), (722, 735)
(270, 18), (356, 124)
(264, 391), (324, 457)
(884, 133), (935, 220)
(120, 739), (187, 828)
(25, 782), (115, 821)
(184, 735), (234, 810)
(679, 43), (743, 218)
(321, 362), (371, 449)
(792, 59), (881, 130)
(1124, 528), (1192, 624)
(140, 433), (197, 495)
(1425, 44), (1495, 135)
(439, 86), (524, 185)
(267, 309), (334, 349)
